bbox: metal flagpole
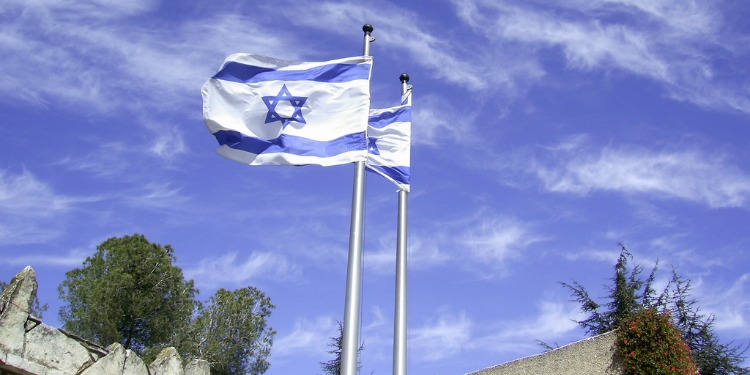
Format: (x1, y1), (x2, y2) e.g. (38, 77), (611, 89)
(341, 24), (375, 375)
(393, 73), (410, 375)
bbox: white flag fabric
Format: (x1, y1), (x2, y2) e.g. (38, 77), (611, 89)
(366, 88), (412, 192)
(202, 54), (373, 166)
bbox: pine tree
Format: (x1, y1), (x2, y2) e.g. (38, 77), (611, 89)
(563, 244), (749, 374)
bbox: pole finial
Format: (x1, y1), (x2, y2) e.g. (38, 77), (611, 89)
(400, 73), (410, 84)
(363, 24), (374, 34)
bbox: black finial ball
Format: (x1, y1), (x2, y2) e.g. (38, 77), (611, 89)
(400, 73), (410, 83)
(363, 24), (374, 33)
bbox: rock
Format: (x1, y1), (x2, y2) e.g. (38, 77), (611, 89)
(24, 322), (99, 373)
(150, 347), (184, 375)
(184, 359), (210, 375)
(0, 266), (37, 354)
(0, 268), (210, 375)
(80, 343), (127, 375)
(123, 348), (150, 375)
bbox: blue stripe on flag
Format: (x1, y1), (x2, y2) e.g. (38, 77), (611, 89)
(367, 164), (411, 185)
(214, 61), (372, 84)
(368, 106), (411, 129)
(213, 130), (367, 158)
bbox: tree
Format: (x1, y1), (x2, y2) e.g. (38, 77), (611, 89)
(319, 320), (365, 375)
(58, 234), (197, 356)
(0, 280), (48, 318)
(182, 287), (275, 375)
(563, 244), (749, 374)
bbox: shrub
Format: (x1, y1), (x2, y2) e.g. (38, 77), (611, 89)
(616, 308), (699, 375)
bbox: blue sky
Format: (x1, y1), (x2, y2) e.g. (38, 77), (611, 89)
(1, 0), (749, 374)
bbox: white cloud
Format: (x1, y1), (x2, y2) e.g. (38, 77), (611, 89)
(701, 274), (750, 334)
(534, 145), (750, 208)
(146, 123), (188, 161)
(0, 248), (89, 268)
(460, 216), (545, 276)
(273, 316), (338, 358)
(413, 94), (480, 147)
(411, 310), (472, 361)
(185, 251), (296, 289)
(452, 0), (750, 114)
(473, 299), (585, 355)
(409, 300), (583, 363)
(283, 2), (488, 90)
(125, 182), (191, 211)
(367, 213), (542, 277)
(283, 1), (546, 96)
(0, 1), (299, 117)
(595, 0), (720, 36)
(366, 232), (450, 274)
(0, 170), (72, 216)
(0, 170), (87, 245)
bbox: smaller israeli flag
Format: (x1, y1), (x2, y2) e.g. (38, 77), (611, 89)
(202, 54), (373, 166)
(366, 89), (412, 191)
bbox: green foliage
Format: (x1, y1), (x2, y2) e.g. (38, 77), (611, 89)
(58, 234), (197, 355)
(57, 233), (276, 375)
(616, 308), (698, 375)
(183, 287), (275, 375)
(563, 244), (750, 375)
(0, 280), (48, 318)
(562, 246), (644, 335)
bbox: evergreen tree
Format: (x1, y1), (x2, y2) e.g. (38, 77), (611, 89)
(183, 287), (275, 375)
(319, 321), (364, 375)
(58, 234), (197, 355)
(563, 244), (749, 374)
(58, 234), (276, 375)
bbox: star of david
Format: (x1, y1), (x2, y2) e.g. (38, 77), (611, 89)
(368, 137), (381, 155)
(262, 84), (307, 128)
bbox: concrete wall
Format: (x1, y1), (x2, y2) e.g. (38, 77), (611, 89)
(466, 331), (623, 375)
(0, 266), (209, 375)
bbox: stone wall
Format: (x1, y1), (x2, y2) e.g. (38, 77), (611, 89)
(0, 266), (209, 375)
(466, 331), (622, 375)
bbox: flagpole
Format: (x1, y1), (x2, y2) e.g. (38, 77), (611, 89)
(341, 23), (375, 375)
(393, 73), (410, 375)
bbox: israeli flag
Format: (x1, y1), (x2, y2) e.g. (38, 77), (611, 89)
(366, 89), (412, 192)
(202, 54), (373, 166)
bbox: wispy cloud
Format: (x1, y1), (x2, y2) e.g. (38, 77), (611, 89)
(125, 182), (192, 211)
(700, 273), (750, 334)
(0, 1), (299, 117)
(366, 212), (543, 277)
(452, 0), (750, 114)
(0, 248), (90, 268)
(0, 169), (90, 245)
(284, 2), (488, 90)
(459, 216), (546, 277)
(532, 143), (750, 208)
(413, 94), (480, 147)
(411, 310), (473, 361)
(185, 251), (297, 290)
(410, 300), (584, 363)
(473, 299), (585, 355)
(366, 232), (450, 274)
(273, 315), (338, 358)
(0, 169), (73, 216)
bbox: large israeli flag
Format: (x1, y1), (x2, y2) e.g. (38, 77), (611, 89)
(366, 89), (412, 192)
(202, 54), (373, 166)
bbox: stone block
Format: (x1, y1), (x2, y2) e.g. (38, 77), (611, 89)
(185, 359), (210, 375)
(150, 347), (184, 375)
(0, 266), (37, 354)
